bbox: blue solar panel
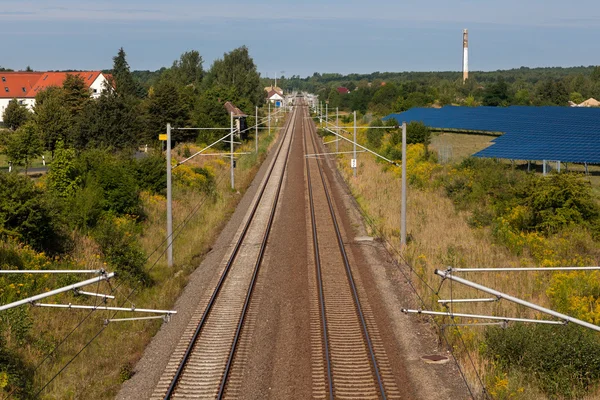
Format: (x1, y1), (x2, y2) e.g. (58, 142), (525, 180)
(384, 106), (600, 164)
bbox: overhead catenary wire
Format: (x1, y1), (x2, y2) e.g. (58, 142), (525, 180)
(30, 109), (286, 399)
(319, 116), (488, 399)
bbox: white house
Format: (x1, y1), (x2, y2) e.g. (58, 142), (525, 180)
(0, 71), (111, 123)
(266, 89), (284, 108)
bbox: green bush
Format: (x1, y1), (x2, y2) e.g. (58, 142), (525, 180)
(0, 173), (67, 253)
(483, 323), (600, 398)
(76, 151), (142, 217)
(521, 173), (599, 234)
(134, 154), (166, 195)
(0, 338), (34, 399)
(93, 216), (149, 286)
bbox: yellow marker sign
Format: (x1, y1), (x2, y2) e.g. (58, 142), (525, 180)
(159, 134), (167, 141)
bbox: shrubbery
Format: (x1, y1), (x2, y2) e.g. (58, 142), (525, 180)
(0, 173), (67, 253)
(483, 323), (600, 398)
(93, 216), (149, 285)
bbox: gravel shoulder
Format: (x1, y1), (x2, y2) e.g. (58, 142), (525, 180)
(116, 118), (288, 400)
(318, 129), (473, 399)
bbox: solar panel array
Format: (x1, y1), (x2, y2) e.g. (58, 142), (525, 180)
(384, 106), (600, 164)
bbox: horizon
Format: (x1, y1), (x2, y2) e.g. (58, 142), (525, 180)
(1, 1), (599, 78)
(2, 64), (598, 81)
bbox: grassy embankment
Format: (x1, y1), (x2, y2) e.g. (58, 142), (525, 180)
(9, 113), (285, 399)
(320, 119), (600, 399)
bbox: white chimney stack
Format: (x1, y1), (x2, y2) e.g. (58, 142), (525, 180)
(463, 29), (469, 83)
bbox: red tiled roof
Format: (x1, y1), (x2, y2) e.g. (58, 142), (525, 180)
(0, 71), (103, 99)
(337, 87), (350, 94)
(0, 72), (44, 99)
(27, 71), (102, 97)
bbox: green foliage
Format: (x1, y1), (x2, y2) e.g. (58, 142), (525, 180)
(2, 99), (30, 130)
(4, 121), (42, 172)
(63, 74), (90, 116)
(145, 80), (189, 143)
(483, 77), (510, 106)
(0, 173), (65, 252)
(483, 324), (600, 398)
(47, 141), (80, 198)
(166, 50), (204, 88)
(76, 90), (141, 150)
(0, 338), (34, 399)
(203, 46), (262, 107)
(366, 119), (386, 149)
(535, 79), (569, 106)
(118, 362), (134, 383)
(33, 86), (72, 152)
(93, 216), (149, 285)
(112, 47), (140, 98)
(134, 154), (166, 195)
(520, 173), (599, 234)
(76, 151), (142, 217)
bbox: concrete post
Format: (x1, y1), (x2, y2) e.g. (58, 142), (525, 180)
(401, 121), (407, 247)
(166, 123), (173, 267)
(230, 112), (235, 190)
(336, 107), (339, 154)
(353, 111), (357, 177)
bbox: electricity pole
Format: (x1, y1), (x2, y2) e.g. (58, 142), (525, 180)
(353, 111), (357, 177)
(336, 107), (339, 154)
(255, 106), (258, 154)
(166, 123), (173, 267)
(401, 121), (407, 247)
(230, 112), (235, 190)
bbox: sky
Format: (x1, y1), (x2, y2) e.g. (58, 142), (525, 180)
(1, 0), (599, 78)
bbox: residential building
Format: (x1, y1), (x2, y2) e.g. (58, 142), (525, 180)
(0, 71), (111, 122)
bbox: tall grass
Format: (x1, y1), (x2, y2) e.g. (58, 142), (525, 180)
(323, 121), (600, 399)
(29, 116), (285, 399)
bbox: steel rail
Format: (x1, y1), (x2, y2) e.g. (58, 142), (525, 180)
(163, 107), (297, 399)
(306, 106), (388, 400)
(303, 111), (335, 400)
(217, 104), (299, 399)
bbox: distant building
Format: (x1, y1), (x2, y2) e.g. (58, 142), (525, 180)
(264, 86), (283, 95)
(224, 101), (248, 139)
(266, 89), (284, 107)
(0, 71), (111, 122)
(337, 87), (350, 94)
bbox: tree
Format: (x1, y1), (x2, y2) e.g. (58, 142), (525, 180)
(2, 100), (30, 130)
(369, 83), (400, 115)
(591, 66), (600, 83)
(75, 90), (141, 151)
(46, 141), (80, 198)
(482, 77), (510, 106)
(112, 47), (138, 98)
(570, 92), (584, 105)
(5, 122), (42, 173)
(0, 171), (61, 252)
(203, 46), (262, 107)
(33, 87), (71, 153)
(169, 50), (204, 88)
(535, 79), (569, 105)
(63, 74), (90, 116)
(514, 89), (531, 105)
(145, 80), (189, 143)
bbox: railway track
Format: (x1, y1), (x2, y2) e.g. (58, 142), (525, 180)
(302, 105), (401, 400)
(151, 106), (299, 400)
